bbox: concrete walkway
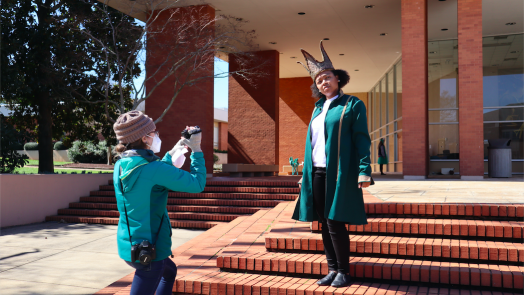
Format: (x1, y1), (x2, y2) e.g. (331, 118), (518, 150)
(367, 173), (524, 203)
(0, 222), (204, 295)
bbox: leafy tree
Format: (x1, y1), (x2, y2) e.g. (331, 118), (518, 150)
(1, 0), (139, 171)
(0, 115), (33, 173)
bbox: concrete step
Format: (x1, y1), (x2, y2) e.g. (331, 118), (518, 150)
(45, 215), (224, 229)
(265, 234), (524, 263)
(79, 196), (282, 207)
(56, 209), (243, 222)
(90, 190), (297, 200)
(68, 202), (264, 214)
(174, 271), (520, 295)
(216, 252), (524, 290)
(99, 184), (300, 194)
(312, 218), (523, 240)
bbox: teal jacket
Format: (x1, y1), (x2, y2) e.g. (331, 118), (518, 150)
(292, 93), (372, 224)
(113, 149), (206, 262)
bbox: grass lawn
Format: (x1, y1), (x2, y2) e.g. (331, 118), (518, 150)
(25, 159), (73, 166)
(13, 166), (112, 174)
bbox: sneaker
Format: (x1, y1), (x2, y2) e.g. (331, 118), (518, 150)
(316, 271), (337, 286)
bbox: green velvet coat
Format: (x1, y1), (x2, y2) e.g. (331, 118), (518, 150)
(292, 93), (372, 225)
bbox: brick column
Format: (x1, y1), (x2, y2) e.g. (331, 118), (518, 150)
(401, 0), (429, 179)
(218, 122), (228, 151)
(458, 0), (484, 179)
(228, 50), (279, 165)
(145, 5), (215, 174)
(279, 77), (316, 172)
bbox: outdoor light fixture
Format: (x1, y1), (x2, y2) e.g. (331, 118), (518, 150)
(269, 42), (277, 45)
(339, 54), (345, 56)
(441, 28), (449, 31)
(364, 5), (374, 8)
(355, 69), (359, 71)
(429, 51), (437, 54)
(506, 22), (516, 26)
(298, 12), (306, 15)
(290, 57), (297, 59)
(379, 33), (387, 36)
(323, 38), (330, 40)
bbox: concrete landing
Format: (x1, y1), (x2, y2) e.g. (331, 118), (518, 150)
(0, 222), (204, 295)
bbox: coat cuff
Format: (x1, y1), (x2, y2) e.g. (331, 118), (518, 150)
(298, 177), (303, 184)
(358, 175), (371, 183)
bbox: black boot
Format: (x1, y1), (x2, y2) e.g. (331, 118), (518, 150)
(316, 271), (337, 286)
(331, 272), (352, 288)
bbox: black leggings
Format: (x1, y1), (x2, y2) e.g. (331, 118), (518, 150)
(312, 167), (350, 273)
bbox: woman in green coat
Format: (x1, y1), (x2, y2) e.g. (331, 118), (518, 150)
(378, 138), (388, 175)
(292, 41), (372, 287)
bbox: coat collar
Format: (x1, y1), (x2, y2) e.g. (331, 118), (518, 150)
(315, 89), (345, 108)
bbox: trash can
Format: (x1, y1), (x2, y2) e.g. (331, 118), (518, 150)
(487, 139), (512, 178)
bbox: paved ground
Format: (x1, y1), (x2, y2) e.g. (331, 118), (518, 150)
(367, 173), (524, 203)
(0, 222), (204, 295)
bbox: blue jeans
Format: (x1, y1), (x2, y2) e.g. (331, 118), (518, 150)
(125, 258), (177, 295)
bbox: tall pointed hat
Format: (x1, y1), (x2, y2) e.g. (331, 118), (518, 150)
(297, 40), (335, 81)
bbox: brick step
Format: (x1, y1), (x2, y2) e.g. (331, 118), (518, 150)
(216, 252), (524, 290)
(362, 203), (524, 220)
(55, 209), (243, 222)
(68, 202), (264, 214)
(45, 215), (223, 229)
(174, 271), (521, 295)
(90, 190), (297, 201)
(265, 234), (524, 263)
(108, 179), (300, 187)
(313, 218), (523, 240)
(79, 196), (282, 207)
(99, 185), (300, 194)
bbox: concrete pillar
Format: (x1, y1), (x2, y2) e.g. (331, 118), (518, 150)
(145, 5), (215, 174)
(401, 0), (429, 179)
(228, 50), (279, 165)
(279, 77), (315, 172)
(458, 0), (484, 179)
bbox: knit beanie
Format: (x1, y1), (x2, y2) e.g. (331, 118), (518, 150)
(113, 111), (156, 144)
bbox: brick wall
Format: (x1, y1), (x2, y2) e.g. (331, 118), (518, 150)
(145, 5), (215, 174)
(218, 122), (228, 151)
(228, 50), (279, 165)
(401, 0), (428, 177)
(279, 77), (315, 171)
(458, 0), (484, 177)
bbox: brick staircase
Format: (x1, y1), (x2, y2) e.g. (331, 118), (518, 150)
(178, 202), (523, 294)
(45, 179), (299, 229)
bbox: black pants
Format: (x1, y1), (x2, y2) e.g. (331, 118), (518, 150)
(312, 167), (350, 273)
(380, 164), (384, 173)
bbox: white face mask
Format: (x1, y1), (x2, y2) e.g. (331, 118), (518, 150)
(147, 134), (162, 153)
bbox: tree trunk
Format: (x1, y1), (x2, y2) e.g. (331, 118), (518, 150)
(38, 93), (54, 174)
(107, 146), (113, 165)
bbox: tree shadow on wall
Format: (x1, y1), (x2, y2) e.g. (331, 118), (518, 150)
(227, 132), (254, 164)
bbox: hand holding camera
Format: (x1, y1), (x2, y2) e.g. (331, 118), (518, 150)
(181, 126), (202, 153)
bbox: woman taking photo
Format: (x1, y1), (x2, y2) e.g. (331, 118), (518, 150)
(292, 41), (372, 288)
(112, 111), (206, 295)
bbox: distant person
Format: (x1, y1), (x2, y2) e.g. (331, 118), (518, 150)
(292, 41), (373, 288)
(378, 138), (388, 175)
(112, 111), (206, 295)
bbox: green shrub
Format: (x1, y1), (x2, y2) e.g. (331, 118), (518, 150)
(213, 148), (227, 153)
(54, 141), (67, 150)
(67, 140), (108, 164)
(1, 115), (32, 173)
(24, 142), (39, 150)
(213, 153), (219, 164)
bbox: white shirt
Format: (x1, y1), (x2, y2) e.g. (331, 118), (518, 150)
(311, 95), (338, 167)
